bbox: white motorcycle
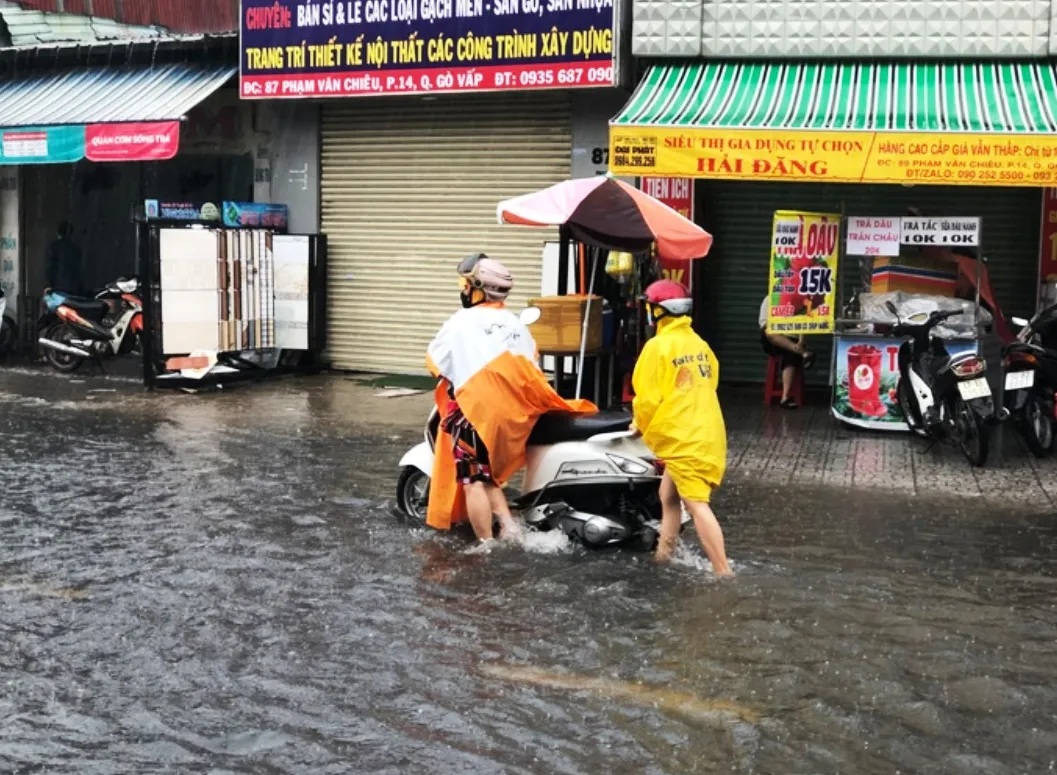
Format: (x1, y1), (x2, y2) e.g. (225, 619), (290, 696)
(395, 310), (687, 550)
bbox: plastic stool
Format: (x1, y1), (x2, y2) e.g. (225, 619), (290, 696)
(764, 355), (804, 407)
(621, 372), (634, 404)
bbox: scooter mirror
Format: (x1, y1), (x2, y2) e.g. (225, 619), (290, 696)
(885, 301), (899, 316)
(1011, 316), (1030, 327)
(519, 306), (542, 326)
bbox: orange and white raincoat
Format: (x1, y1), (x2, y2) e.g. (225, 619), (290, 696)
(425, 303), (596, 530)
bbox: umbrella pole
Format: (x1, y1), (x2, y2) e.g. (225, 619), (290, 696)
(558, 226), (570, 295)
(576, 249), (599, 400)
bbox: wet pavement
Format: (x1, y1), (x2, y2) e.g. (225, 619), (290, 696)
(2, 367), (1056, 774)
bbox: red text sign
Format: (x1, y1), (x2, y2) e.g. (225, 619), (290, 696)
(85, 121), (180, 162)
(1040, 188), (1057, 289)
(640, 177), (696, 287)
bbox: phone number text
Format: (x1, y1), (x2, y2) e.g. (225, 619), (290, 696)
(241, 62), (614, 97)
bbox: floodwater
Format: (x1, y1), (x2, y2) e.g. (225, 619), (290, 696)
(2, 370), (1056, 774)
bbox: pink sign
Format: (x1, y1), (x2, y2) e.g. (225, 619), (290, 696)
(85, 121), (180, 162)
(639, 177), (697, 289)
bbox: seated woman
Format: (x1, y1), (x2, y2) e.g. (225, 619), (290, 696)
(759, 296), (815, 409)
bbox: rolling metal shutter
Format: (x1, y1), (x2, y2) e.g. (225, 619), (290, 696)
(321, 93), (571, 373)
(697, 182), (1042, 385)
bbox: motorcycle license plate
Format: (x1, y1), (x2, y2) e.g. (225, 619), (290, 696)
(957, 377), (991, 400)
(1004, 370), (1035, 391)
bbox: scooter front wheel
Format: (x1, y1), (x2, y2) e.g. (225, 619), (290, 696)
(396, 466), (430, 524)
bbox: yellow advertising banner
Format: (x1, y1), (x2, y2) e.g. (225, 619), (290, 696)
(609, 127), (1057, 187)
(766, 211), (841, 336)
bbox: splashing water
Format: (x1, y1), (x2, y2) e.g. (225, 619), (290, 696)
(462, 526), (574, 556)
(514, 527), (574, 555)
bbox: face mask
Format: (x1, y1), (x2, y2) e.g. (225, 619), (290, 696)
(461, 288), (485, 308)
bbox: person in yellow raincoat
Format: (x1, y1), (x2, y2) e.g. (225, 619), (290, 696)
(631, 279), (732, 575)
(425, 254), (596, 545)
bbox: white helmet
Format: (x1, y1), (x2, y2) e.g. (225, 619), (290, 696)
(458, 253), (513, 301)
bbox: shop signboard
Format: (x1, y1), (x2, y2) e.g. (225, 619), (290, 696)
(639, 177), (693, 220)
(1039, 189), (1057, 308)
(609, 128), (1057, 188)
(766, 210), (840, 336)
(144, 201), (223, 222)
(899, 216), (979, 247)
(0, 123), (180, 165)
(223, 202), (290, 230)
(639, 176), (695, 287)
(239, 0), (615, 98)
(833, 336), (978, 430)
(85, 122), (180, 162)
(0, 126), (84, 164)
(845, 216), (900, 257)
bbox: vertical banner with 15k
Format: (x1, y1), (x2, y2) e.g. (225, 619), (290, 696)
(766, 210), (840, 335)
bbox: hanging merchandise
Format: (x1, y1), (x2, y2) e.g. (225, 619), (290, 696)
(606, 250), (635, 281)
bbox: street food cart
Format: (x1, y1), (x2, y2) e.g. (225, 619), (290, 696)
(829, 214), (1006, 431)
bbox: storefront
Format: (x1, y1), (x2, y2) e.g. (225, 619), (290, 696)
(0, 50), (241, 340)
(609, 62), (1055, 384)
(318, 92), (574, 372)
(240, 0), (631, 373)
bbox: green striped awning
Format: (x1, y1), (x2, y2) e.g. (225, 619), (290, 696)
(613, 62), (1057, 134)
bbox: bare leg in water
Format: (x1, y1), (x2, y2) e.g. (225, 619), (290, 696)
(654, 471), (732, 576)
(463, 481), (495, 541)
(464, 481), (521, 543)
(487, 485), (521, 540)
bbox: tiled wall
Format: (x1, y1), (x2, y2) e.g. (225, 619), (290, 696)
(633, 0), (1052, 57)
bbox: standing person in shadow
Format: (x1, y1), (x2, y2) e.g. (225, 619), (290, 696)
(45, 221), (84, 297)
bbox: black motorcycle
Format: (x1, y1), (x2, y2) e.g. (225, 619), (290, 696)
(887, 301), (1003, 467)
(1003, 304), (1057, 458)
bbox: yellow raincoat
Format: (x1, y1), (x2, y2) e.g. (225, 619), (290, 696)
(632, 316), (727, 502)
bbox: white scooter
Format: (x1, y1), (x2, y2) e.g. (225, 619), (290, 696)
(395, 308), (687, 550)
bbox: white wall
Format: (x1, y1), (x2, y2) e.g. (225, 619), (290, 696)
(571, 89), (635, 183)
(0, 168), (18, 317)
(263, 101), (320, 235)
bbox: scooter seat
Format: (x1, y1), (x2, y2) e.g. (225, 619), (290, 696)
(528, 411), (633, 445)
(61, 296), (108, 321)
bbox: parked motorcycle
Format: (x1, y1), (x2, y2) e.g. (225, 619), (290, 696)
(1002, 305), (1057, 458)
(37, 277), (143, 372)
(888, 300), (1003, 467)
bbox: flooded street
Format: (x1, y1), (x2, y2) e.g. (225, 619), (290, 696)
(2, 371), (1056, 774)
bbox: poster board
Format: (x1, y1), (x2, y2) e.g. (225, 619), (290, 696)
(765, 210), (840, 336)
(159, 227), (276, 356)
(273, 234), (310, 350)
(159, 228), (221, 355)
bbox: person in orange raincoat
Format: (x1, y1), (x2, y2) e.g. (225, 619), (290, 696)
(631, 280), (732, 576)
(425, 254), (596, 545)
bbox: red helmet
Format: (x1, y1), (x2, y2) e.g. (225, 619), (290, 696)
(643, 279), (692, 318)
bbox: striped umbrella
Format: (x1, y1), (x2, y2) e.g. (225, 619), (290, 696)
(497, 176), (713, 261)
